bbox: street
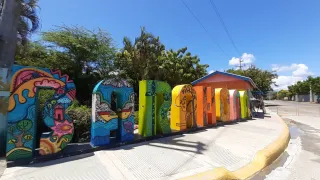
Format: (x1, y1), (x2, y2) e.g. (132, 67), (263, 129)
(253, 100), (320, 180)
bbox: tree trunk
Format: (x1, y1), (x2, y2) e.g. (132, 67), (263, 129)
(15, 133), (24, 147)
(0, 0), (20, 68)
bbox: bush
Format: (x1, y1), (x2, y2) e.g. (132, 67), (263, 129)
(67, 100), (91, 143)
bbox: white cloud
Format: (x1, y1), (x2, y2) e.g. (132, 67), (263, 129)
(272, 63), (313, 77)
(272, 76), (304, 91)
(271, 63), (313, 91)
(229, 53), (255, 68)
(209, 70), (214, 74)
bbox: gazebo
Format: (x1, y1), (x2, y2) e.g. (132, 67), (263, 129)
(192, 71), (257, 120)
(191, 71), (257, 90)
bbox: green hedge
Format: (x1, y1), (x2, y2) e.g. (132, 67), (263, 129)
(66, 101), (91, 143)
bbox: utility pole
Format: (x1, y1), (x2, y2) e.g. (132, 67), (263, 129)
(236, 58), (244, 70)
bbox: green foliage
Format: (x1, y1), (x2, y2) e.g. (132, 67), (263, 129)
(42, 25), (116, 78)
(310, 77), (320, 95)
(115, 27), (166, 92)
(288, 80), (310, 95)
(115, 27), (209, 92)
(288, 76), (320, 96)
(277, 90), (291, 100)
(16, 25), (117, 104)
(158, 47), (209, 87)
(17, 119), (32, 131)
(37, 89), (55, 111)
(66, 100), (91, 143)
(227, 66), (278, 95)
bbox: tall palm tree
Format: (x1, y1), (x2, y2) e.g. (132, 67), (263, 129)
(0, 0), (39, 68)
(0, 0), (39, 157)
(17, 0), (40, 44)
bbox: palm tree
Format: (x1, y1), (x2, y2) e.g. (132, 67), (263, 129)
(0, 0), (39, 68)
(17, 0), (40, 45)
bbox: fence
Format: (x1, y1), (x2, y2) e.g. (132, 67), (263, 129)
(276, 106), (320, 116)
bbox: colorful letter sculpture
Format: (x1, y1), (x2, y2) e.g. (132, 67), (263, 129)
(6, 65), (76, 161)
(139, 80), (172, 137)
(239, 90), (250, 119)
(193, 86), (208, 127)
(229, 90), (241, 121)
(215, 88), (230, 122)
(171, 85), (197, 131)
(91, 79), (135, 147)
(206, 87), (216, 125)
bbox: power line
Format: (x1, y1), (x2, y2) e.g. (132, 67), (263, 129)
(180, 0), (230, 59)
(209, 0), (241, 56)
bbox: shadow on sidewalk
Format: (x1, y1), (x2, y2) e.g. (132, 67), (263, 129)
(17, 152), (95, 168)
(115, 133), (207, 154)
(148, 138), (207, 154)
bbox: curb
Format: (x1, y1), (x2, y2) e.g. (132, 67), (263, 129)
(180, 112), (290, 180)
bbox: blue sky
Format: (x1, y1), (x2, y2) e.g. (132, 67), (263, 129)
(34, 0), (320, 90)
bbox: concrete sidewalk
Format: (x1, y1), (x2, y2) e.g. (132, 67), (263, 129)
(0, 113), (284, 180)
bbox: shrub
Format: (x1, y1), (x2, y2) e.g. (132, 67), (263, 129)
(66, 100), (91, 143)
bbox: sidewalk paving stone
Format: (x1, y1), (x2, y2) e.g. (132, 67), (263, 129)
(0, 112), (283, 180)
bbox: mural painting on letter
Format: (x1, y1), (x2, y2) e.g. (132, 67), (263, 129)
(171, 84), (197, 131)
(193, 86), (208, 127)
(139, 80), (172, 137)
(215, 88), (230, 122)
(91, 78), (135, 147)
(6, 65), (76, 161)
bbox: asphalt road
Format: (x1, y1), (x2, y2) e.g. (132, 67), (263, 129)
(253, 100), (320, 180)
(265, 100), (320, 117)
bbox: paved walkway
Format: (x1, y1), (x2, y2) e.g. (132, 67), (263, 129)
(0, 112), (283, 180)
(0, 158), (5, 179)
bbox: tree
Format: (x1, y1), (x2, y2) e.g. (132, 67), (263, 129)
(16, 25), (117, 104)
(277, 90), (291, 100)
(15, 41), (74, 72)
(17, 0), (40, 44)
(227, 66), (278, 95)
(288, 85), (296, 96)
(42, 26), (116, 78)
(305, 76), (320, 96)
(115, 27), (166, 92)
(158, 47), (208, 87)
(310, 77), (320, 95)
(115, 27), (210, 93)
(0, 0), (21, 68)
(0, 0), (40, 68)
(294, 81), (310, 95)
